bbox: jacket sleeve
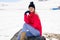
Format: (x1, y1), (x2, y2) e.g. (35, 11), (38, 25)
(33, 14), (42, 36)
(24, 14), (30, 24)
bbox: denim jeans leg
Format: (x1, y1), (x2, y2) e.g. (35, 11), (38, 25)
(25, 23), (40, 36)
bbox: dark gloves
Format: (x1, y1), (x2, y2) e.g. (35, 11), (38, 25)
(25, 11), (30, 15)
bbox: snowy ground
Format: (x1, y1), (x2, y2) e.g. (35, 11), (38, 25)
(0, 0), (60, 40)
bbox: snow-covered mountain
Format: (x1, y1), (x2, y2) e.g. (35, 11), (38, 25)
(0, 0), (60, 40)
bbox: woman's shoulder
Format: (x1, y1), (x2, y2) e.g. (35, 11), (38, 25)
(34, 13), (39, 17)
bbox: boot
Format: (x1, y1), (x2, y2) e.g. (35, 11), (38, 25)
(20, 32), (27, 40)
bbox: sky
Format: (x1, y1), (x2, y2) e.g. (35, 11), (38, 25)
(0, 0), (19, 2)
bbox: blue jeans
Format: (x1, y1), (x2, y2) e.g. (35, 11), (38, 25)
(17, 23), (40, 40)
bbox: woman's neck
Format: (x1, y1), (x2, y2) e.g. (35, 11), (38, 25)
(30, 12), (35, 14)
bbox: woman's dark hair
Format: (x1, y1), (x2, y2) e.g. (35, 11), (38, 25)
(28, 2), (35, 9)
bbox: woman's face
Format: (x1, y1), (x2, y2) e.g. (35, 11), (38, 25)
(29, 7), (35, 12)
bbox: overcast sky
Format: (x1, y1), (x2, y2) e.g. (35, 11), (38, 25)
(0, 0), (19, 2)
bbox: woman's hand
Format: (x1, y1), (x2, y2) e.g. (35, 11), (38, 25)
(25, 11), (30, 15)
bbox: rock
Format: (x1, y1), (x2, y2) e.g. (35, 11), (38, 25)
(11, 30), (46, 40)
(11, 30), (20, 40)
(43, 33), (60, 40)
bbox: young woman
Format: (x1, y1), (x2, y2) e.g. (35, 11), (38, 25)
(18, 2), (42, 40)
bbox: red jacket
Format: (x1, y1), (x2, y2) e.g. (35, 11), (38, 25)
(24, 12), (42, 36)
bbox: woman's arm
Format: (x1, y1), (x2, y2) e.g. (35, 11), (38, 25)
(24, 11), (30, 24)
(24, 14), (29, 24)
(33, 14), (42, 36)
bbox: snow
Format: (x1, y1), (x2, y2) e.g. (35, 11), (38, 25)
(0, 0), (60, 40)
